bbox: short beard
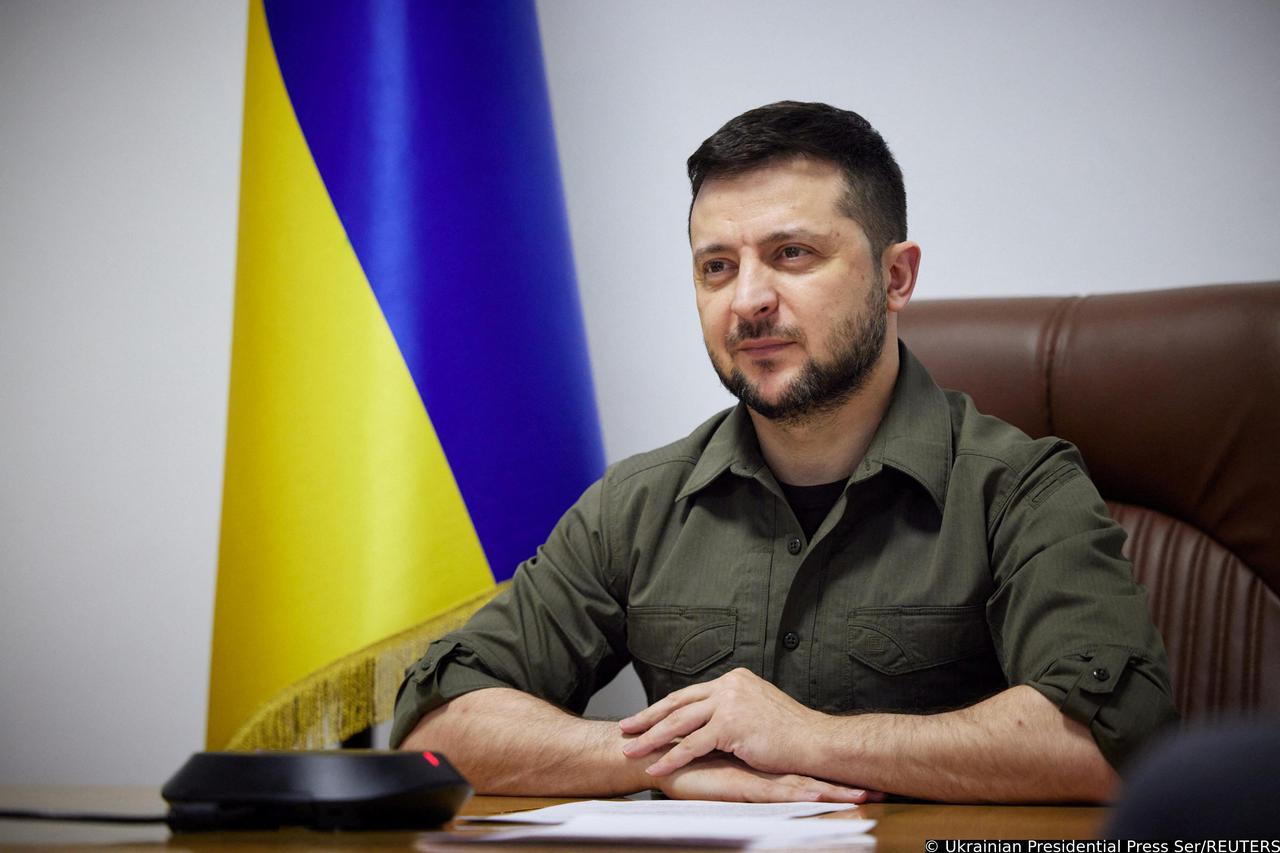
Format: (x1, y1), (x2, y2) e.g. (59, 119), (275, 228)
(710, 280), (887, 426)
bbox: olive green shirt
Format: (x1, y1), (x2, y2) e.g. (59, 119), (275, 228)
(393, 344), (1176, 768)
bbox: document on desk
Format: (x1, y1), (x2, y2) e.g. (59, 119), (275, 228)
(468, 798), (861, 823)
(431, 813), (876, 848)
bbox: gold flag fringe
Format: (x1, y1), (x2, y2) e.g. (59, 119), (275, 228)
(224, 582), (508, 751)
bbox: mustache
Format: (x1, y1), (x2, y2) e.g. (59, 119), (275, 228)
(725, 318), (805, 348)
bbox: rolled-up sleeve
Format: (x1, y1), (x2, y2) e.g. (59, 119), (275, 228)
(391, 478), (629, 747)
(986, 443), (1179, 769)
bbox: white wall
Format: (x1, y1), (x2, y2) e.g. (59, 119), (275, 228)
(1, 2), (246, 785)
(1, 0), (1277, 786)
(537, 0), (1280, 460)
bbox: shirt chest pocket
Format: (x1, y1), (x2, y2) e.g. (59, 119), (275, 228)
(627, 606), (738, 704)
(845, 605), (1006, 713)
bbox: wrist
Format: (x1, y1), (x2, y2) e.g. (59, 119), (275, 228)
(800, 709), (853, 780)
(617, 728), (660, 794)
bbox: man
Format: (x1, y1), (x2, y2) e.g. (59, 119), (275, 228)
(392, 101), (1176, 803)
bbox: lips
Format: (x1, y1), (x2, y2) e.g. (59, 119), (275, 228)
(735, 338), (794, 357)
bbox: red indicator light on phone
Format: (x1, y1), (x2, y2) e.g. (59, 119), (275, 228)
(422, 751), (440, 766)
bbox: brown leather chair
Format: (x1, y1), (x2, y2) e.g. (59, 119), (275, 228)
(899, 281), (1280, 721)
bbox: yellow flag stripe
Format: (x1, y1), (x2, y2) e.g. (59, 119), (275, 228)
(206, 0), (494, 749)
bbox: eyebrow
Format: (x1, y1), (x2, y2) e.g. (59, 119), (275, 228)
(692, 243), (732, 264)
(761, 228), (829, 245)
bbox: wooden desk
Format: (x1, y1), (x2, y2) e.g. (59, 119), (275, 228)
(0, 786), (1107, 851)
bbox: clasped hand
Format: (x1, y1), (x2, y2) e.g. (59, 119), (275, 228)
(618, 667), (872, 801)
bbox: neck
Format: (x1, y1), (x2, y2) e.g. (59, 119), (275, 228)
(747, 341), (900, 487)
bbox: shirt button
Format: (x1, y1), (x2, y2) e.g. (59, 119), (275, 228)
(783, 632), (800, 650)
(786, 537), (802, 555)
(1092, 667), (1110, 682)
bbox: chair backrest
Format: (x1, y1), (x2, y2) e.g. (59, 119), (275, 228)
(898, 282), (1280, 720)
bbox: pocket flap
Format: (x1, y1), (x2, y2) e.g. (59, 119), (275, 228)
(847, 605), (991, 675)
(628, 606), (737, 675)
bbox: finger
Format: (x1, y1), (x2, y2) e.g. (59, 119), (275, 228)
(779, 776), (871, 804)
(744, 774), (830, 804)
(619, 688), (700, 733)
(622, 696), (716, 758)
(795, 777), (872, 804)
(619, 683), (708, 733)
(642, 726), (719, 776)
(742, 776), (789, 803)
(811, 783), (872, 803)
(622, 702), (713, 759)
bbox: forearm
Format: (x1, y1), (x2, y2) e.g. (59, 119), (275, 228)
(400, 687), (653, 796)
(808, 685), (1118, 803)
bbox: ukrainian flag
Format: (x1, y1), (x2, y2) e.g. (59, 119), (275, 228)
(207, 0), (603, 750)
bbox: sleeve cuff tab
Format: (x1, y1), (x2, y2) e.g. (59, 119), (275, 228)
(1061, 646), (1131, 724)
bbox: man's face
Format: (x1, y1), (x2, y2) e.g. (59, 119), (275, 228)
(690, 157), (888, 423)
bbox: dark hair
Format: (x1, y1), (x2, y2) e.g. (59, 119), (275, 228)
(687, 101), (907, 258)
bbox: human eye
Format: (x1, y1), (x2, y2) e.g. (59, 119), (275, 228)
(699, 257), (735, 283)
(778, 245), (810, 261)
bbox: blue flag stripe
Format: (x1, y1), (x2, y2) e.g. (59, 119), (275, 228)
(262, 0), (605, 581)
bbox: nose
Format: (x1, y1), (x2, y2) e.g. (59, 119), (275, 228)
(729, 258), (778, 323)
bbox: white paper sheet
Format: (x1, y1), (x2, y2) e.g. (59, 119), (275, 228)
(467, 798), (862, 824)
(428, 814), (876, 848)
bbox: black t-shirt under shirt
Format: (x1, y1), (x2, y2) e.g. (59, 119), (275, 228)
(778, 479), (846, 541)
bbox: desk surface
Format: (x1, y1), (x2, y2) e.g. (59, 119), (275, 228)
(0, 786), (1107, 851)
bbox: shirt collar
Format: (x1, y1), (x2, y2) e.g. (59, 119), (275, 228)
(675, 341), (953, 509)
(675, 403), (767, 502)
(855, 341), (952, 511)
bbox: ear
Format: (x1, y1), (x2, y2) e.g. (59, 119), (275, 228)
(882, 241), (921, 314)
